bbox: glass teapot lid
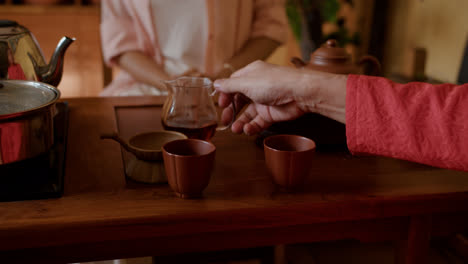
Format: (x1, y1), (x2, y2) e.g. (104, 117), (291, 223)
(165, 76), (212, 89)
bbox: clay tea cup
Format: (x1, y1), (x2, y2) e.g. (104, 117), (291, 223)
(162, 139), (216, 198)
(264, 135), (316, 190)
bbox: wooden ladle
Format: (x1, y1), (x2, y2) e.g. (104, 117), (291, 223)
(100, 131), (187, 161)
(100, 131), (188, 184)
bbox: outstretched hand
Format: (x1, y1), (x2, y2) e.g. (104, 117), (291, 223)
(214, 61), (311, 135)
(214, 60), (348, 135)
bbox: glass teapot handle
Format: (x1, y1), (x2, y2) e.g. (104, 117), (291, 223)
(209, 89), (237, 131)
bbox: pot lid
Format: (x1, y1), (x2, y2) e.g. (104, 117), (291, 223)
(311, 39), (351, 61)
(0, 20), (29, 35)
(0, 80), (59, 116)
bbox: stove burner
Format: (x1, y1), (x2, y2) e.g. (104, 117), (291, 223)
(0, 102), (68, 202)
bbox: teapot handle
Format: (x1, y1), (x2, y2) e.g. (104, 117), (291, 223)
(290, 57), (307, 68)
(358, 55), (381, 76)
(100, 132), (135, 154)
(210, 90), (237, 131)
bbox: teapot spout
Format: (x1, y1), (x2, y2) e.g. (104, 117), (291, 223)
(39, 36), (75, 87)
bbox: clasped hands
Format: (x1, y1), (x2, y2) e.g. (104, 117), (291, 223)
(172, 67), (233, 80)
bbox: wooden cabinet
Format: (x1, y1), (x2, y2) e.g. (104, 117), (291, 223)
(0, 1), (103, 97)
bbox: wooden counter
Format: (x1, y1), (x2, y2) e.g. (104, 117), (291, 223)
(0, 96), (467, 264)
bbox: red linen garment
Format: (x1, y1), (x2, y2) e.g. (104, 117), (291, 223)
(346, 74), (468, 171)
(7, 63), (26, 80)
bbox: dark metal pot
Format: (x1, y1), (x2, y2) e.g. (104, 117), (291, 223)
(0, 80), (60, 165)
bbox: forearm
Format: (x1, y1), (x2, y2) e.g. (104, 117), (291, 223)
(116, 51), (170, 89)
(296, 70), (348, 123)
(227, 37), (281, 71)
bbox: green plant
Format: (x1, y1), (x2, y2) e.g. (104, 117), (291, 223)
(286, 0), (360, 47)
(286, 1), (303, 41)
(321, 0), (340, 22)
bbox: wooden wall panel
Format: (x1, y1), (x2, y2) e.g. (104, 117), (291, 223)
(383, 0), (468, 83)
(0, 7), (103, 97)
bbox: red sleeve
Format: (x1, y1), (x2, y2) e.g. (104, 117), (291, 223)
(8, 64), (26, 80)
(346, 74), (468, 171)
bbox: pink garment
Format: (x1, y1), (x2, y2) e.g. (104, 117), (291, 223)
(100, 0), (288, 96)
(346, 74), (468, 171)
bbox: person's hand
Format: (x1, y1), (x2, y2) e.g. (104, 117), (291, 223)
(202, 65), (234, 82)
(172, 68), (204, 78)
(214, 61), (348, 135)
(211, 65), (235, 80)
(214, 61), (309, 135)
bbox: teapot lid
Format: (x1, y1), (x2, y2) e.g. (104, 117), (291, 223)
(311, 39), (351, 61)
(0, 20), (29, 35)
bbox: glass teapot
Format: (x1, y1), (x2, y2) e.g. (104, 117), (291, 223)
(161, 77), (236, 140)
(0, 20), (75, 86)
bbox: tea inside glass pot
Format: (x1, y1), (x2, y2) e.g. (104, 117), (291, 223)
(161, 77), (235, 140)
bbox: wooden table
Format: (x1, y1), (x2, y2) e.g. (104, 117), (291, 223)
(1, 96), (468, 264)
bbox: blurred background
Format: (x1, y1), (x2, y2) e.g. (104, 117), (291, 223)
(1, 0), (467, 98)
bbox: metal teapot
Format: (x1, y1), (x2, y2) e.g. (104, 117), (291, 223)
(291, 39), (381, 76)
(0, 20), (75, 87)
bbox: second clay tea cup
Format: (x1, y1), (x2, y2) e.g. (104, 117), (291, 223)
(264, 135), (316, 190)
(162, 139), (216, 198)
